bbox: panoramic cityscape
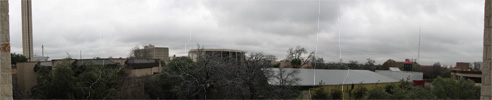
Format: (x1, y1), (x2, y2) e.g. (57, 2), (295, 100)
(0, 0), (490, 99)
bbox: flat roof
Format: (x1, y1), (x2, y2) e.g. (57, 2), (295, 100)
(189, 49), (244, 53)
(267, 68), (400, 86)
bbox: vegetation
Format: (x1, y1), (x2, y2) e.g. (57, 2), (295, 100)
(285, 46), (317, 68)
(11, 53), (28, 65)
(30, 60), (128, 99)
(311, 88), (329, 99)
(330, 89), (343, 99)
(432, 76), (480, 99)
(144, 46), (301, 99)
(353, 86), (368, 99)
(310, 77), (480, 99)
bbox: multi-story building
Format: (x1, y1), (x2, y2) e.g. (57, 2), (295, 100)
(143, 44), (169, 62)
(456, 62), (471, 71)
(188, 49), (245, 63)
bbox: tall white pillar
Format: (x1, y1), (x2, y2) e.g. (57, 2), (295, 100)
(22, 0), (33, 61)
(0, 0), (13, 99)
(482, 0), (492, 99)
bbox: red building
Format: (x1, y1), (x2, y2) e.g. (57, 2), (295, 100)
(456, 62), (470, 71)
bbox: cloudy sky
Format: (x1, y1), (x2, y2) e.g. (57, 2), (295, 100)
(8, 0), (484, 66)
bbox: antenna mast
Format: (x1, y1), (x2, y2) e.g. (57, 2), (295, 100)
(42, 45), (44, 57)
(418, 26), (421, 62)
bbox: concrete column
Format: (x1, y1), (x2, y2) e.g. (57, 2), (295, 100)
(22, 0), (33, 61)
(483, 0), (492, 99)
(0, 0), (13, 99)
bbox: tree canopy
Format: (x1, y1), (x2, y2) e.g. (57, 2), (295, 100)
(30, 60), (127, 99)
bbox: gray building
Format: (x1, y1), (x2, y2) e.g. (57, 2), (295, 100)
(139, 44), (170, 61)
(188, 49), (245, 62)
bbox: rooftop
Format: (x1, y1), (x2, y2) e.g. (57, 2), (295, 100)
(267, 68), (400, 86)
(189, 49), (244, 53)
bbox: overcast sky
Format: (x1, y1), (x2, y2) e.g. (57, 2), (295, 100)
(8, 0), (484, 66)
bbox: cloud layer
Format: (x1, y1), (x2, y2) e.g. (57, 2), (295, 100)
(8, 0), (484, 65)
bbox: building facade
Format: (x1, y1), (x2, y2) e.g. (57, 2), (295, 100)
(138, 44), (169, 61)
(188, 49), (245, 63)
(456, 62), (471, 71)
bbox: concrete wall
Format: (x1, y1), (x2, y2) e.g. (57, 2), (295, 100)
(129, 67), (160, 77)
(0, 0), (13, 99)
(149, 47), (169, 62)
(16, 62), (37, 94)
(484, 0), (492, 99)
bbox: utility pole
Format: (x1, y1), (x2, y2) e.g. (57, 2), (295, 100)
(0, 0), (13, 99)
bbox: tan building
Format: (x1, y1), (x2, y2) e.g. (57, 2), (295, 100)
(125, 59), (162, 77)
(188, 49), (245, 63)
(143, 44), (169, 61)
(16, 62), (37, 97)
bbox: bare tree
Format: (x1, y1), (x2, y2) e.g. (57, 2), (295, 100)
(146, 45), (302, 99)
(129, 46), (151, 59)
(264, 68), (301, 99)
(286, 46), (317, 68)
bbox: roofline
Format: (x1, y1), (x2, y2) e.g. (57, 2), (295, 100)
(276, 81), (401, 86)
(189, 49), (244, 53)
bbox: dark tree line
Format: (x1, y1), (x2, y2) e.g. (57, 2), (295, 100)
(29, 60), (128, 99)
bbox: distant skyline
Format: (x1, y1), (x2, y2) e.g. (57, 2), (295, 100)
(8, 0), (484, 65)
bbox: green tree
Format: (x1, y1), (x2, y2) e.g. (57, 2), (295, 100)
(429, 62), (443, 79)
(456, 78), (480, 99)
(11, 53), (28, 65)
(385, 84), (395, 94)
(439, 70), (451, 78)
(432, 76), (459, 99)
(353, 86), (368, 99)
(432, 76), (479, 99)
(330, 89), (343, 99)
(311, 88), (329, 99)
(366, 87), (390, 99)
(389, 87), (408, 99)
(30, 60), (127, 99)
(407, 86), (435, 99)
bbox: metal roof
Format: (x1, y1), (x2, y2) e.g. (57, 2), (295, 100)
(267, 68), (400, 86)
(74, 59), (118, 66)
(189, 49), (244, 53)
(125, 59), (159, 69)
(126, 59), (157, 64)
(389, 67), (401, 71)
(39, 61), (52, 67)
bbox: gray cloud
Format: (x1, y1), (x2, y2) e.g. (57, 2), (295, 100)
(7, 0), (484, 66)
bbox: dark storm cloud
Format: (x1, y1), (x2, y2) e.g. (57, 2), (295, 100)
(8, 0), (484, 65)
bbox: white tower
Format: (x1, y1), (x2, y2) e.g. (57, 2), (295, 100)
(22, 0), (33, 61)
